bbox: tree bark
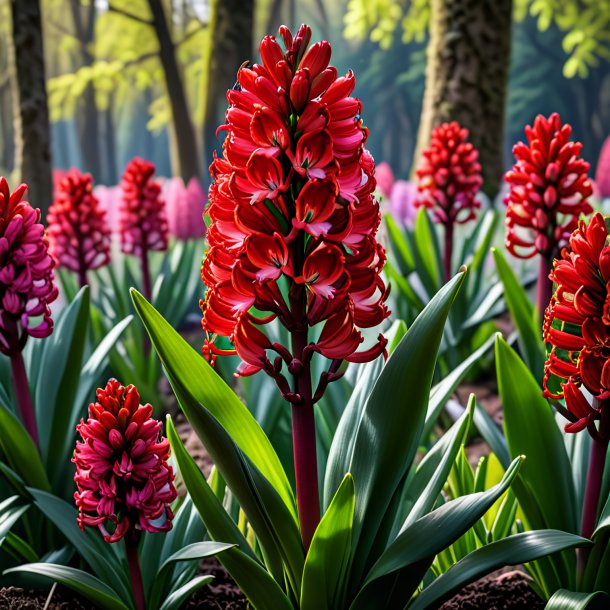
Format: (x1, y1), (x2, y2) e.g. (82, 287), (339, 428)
(203, 0), (254, 167)
(412, 0), (513, 198)
(70, 0), (102, 181)
(10, 0), (53, 216)
(147, 0), (201, 180)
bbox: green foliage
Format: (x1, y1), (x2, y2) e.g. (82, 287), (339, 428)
(344, 0), (610, 78)
(132, 276), (585, 609)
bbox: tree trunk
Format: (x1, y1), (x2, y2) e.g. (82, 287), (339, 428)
(412, 0), (513, 198)
(10, 0), (53, 216)
(147, 0), (201, 180)
(71, 0), (101, 181)
(203, 0), (254, 168)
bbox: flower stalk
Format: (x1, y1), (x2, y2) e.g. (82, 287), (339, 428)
(536, 253), (553, 324)
(10, 349), (38, 448)
(443, 219), (454, 281)
(126, 532), (146, 610)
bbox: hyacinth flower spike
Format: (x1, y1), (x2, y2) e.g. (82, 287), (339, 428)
(416, 121), (482, 281)
(119, 158), (169, 301)
(0, 178), (58, 446)
(505, 113), (593, 321)
(201, 24), (390, 548)
(543, 213), (610, 573)
(73, 379), (177, 610)
(47, 168), (111, 288)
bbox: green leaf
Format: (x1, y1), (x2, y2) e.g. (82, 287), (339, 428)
(492, 248), (545, 380)
(0, 496), (29, 542)
(496, 336), (578, 535)
(28, 489), (132, 604)
(410, 531), (591, 610)
(0, 403), (50, 491)
(410, 208), (442, 294)
(351, 456), (523, 609)
(167, 417), (294, 610)
(301, 474), (355, 610)
(546, 589), (610, 610)
(159, 575), (214, 610)
(401, 397), (475, 529)
(423, 333), (495, 440)
(130, 289), (295, 517)
(35, 286), (90, 480)
(3, 564), (130, 610)
(345, 271), (466, 583)
(158, 541), (234, 574)
(472, 398), (510, 469)
(385, 214), (414, 273)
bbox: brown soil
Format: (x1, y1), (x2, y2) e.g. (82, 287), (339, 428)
(0, 585), (98, 609)
(185, 558), (249, 609)
(438, 569), (544, 609)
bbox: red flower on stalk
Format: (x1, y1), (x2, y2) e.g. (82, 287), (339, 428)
(505, 113), (593, 260)
(543, 213), (610, 434)
(73, 379), (177, 543)
(415, 122), (482, 225)
(201, 24), (390, 401)
(47, 169), (111, 282)
(119, 158), (168, 256)
(0, 177), (58, 356)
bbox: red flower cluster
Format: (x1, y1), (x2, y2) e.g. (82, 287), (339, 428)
(201, 25), (389, 397)
(73, 379), (177, 542)
(119, 158), (168, 256)
(0, 178), (58, 356)
(543, 213), (610, 434)
(47, 169), (111, 283)
(415, 122), (482, 225)
(505, 113), (593, 260)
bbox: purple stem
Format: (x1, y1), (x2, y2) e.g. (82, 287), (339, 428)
(126, 534), (146, 610)
(10, 350), (39, 448)
(536, 253), (553, 323)
(139, 247), (152, 356)
(444, 219), (454, 282)
(140, 247), (152, 302)
(77, 266), (88, 290)
(577, 404), (609, 581)
(290, 279), (320, 550)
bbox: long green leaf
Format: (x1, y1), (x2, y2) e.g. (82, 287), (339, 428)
(345, 271), (466, 584)
(0, 403), (50, 491)
(28, 489), (132, 603)
(36, 286), (90, 475)
(301, 474), (355, 610)
(167, 417), (294, 610)
(130, 289), (295, 517)
(492, 248), (545, 380)
(4, 564), (130, 610)
(350, 457), (523, 609)
(410, 531), (591, 610)
(0, 496), (29, 542)
(546, 589), (610, 610)
(496, 336), (578, 535)
(159, 575), (214, 610)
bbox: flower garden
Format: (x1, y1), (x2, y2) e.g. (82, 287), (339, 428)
(1, 4), (610, 610)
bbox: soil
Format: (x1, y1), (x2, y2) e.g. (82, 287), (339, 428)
(438, 569), (545, 610)
(0, 559), (248, 610)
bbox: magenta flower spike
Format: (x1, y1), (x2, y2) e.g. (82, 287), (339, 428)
(73, 379), (177, 610)
(0, 177), (58, 446)
(47, 168), (111, 288)
(119, 158), (168, 301)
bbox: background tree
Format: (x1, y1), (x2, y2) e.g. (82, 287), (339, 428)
(10, 0), (53, 216)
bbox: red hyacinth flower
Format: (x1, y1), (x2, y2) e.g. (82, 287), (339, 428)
(119, 158), (168, 300)
(543, 212), (610, 542)
(506, 113), (593, 320)
(415, 122), (482, 280)
(505, 113), (593, 261)
(201, 24), (390, 548)
(0, 177), (58, 354)
(0, 177), (59, 446)
(73, 379), (177, 543)
(543, 213), (610, 435)
(47, 169), (111, 287)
